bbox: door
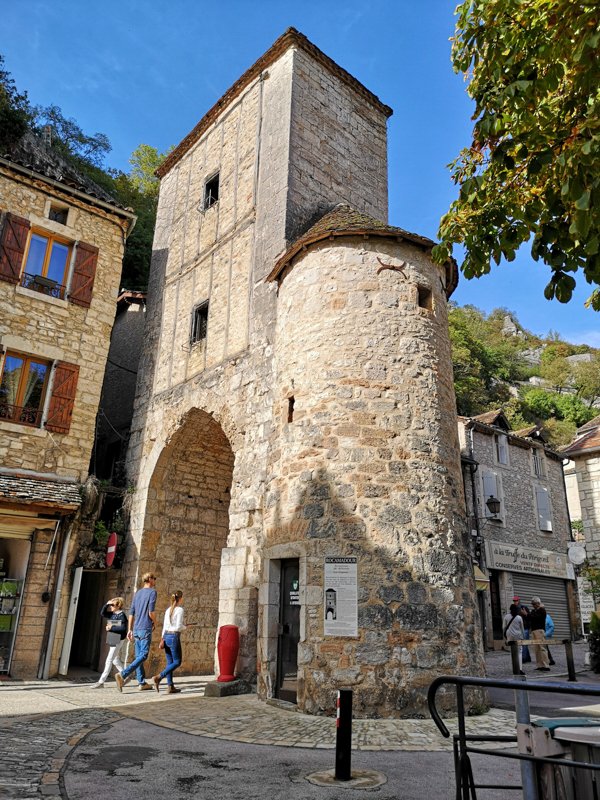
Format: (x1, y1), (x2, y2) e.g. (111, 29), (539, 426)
(59, 566), (82, 674)
(276, 559), (300, 703)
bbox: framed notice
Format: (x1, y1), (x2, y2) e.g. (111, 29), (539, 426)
(324, 557), (358, 637)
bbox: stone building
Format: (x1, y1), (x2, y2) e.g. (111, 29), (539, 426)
(458, 411), (578, 649)
(563, 416), (600, 558)
(125, 28), (483, 717)
(0, 133), (135, 677)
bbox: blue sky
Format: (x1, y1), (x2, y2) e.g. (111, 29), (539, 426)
(3, 0), (598, 345)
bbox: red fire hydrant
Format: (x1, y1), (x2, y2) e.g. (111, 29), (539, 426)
(217, 624), (239, 682)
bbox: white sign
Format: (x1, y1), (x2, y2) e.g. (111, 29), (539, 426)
(324, 557), (358, 637)
(578, 577), (596, 625)
(485, 540), (572, 580)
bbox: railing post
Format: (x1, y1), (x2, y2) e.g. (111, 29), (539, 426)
(335, 689), (352, 781)
(514, 667), (539, 800)
(565, 640), (577, 682)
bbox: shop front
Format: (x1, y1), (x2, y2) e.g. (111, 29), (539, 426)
(484, 540), (577, 647)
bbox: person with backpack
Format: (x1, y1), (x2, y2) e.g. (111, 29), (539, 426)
(91, 596), (127, 688)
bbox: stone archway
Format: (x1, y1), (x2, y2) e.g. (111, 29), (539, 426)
(140, 408), (234, 673)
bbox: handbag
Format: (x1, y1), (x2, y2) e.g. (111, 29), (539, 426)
(106, 631), (122, 646)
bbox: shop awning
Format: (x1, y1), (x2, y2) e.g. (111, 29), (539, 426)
(474, 565), (490, 591)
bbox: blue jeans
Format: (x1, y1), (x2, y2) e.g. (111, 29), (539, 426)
(122, 631), (152, 684)
(159, 633), (182, 686)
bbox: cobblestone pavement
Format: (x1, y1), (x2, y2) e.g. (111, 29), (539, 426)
(0, 644), (595, 799)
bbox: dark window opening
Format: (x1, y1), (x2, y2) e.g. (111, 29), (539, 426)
(287, 396), (295, 423)
(417, 285), (433, 311)
(203, 173), (220, 210)
(48, 205), (68, 225)
(190, 301), (209, 345)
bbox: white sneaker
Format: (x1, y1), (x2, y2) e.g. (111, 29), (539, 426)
(91, 682), (104, 688)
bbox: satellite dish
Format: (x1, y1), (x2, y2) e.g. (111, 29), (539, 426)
(568, 545), (586, 565)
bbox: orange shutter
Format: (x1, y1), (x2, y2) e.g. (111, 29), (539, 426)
(45, 361), (79, 434)
(0, 212), (30, 285)
(68, 242), (98, 308)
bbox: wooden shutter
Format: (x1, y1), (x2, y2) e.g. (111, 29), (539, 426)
(0, 212), (30, 285)
(535, 486), (552, 531)
(68, 242), (98, 308)
(45, 361), (79, 434)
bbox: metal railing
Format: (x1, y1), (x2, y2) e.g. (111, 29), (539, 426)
(428, 671), (600, 800)
(0, 402), (43, 427)
(20, 272), (66, 299)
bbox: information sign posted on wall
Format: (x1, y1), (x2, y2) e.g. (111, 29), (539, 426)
(324, 557), (358, 637)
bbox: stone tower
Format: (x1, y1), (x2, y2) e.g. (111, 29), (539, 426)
(125, 28), (484, 717)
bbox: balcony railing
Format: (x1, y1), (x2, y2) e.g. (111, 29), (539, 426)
(0, 402), (43, 428)
(20, 272), (66, 300)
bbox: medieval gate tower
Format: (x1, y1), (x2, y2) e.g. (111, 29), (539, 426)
(125, 28), (484, 717)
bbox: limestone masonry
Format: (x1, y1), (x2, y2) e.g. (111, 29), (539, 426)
(125, 28), (484, 716)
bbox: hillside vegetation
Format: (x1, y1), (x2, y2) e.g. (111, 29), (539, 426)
(450, 305), (599, 446)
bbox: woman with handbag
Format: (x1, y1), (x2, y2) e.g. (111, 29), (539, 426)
(92, 597), (127, 688)
(152, 590), (192, 694)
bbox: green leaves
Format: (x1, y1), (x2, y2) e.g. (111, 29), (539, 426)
(436, 0), (600, 310)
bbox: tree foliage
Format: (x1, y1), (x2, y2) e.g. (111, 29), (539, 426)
(0, 54), (33, 153)
(434, 1), (600, 309)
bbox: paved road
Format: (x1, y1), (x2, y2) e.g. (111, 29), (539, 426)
(2, 642), (598, 800)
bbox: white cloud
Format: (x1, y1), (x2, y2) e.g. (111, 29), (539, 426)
(564, 329), (600, 348)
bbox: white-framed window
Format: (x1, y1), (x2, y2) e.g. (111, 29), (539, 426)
(532, 447), (546, 479)
(494, 433), (509, 465)
(535, 485), (552, 531)
(481, 470), (504, 522)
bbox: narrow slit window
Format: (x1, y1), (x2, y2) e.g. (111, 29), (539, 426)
(287, 396), (295, 423)
(417, 285), (433, 311)
(190, 301), (209, 345)
(203, 173), (220, 210)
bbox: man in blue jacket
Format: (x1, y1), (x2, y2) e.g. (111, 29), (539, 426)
(115, 572), (157, 691)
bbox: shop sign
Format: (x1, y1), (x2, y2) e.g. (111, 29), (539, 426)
(578, 577), (596, 624)
(484, 540), (573, 580)
(324, 557), (358, 637)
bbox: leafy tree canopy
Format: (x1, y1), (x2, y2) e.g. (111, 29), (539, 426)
(434, 1), (600, 309)
(0, 54), (33, 153)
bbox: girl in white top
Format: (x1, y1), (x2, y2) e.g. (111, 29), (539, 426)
(152, 590), (187, 693)
(503, 603), (526, 674)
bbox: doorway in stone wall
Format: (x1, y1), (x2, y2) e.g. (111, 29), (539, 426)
(276, 558), (300, 703)
(141, 408), (234, 675)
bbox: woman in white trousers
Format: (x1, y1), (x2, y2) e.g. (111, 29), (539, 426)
(92, 596), (127, 687)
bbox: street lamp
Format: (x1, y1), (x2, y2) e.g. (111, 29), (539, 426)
(485, 495), (501, 516)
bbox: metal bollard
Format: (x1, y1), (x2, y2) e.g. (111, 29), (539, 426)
(510, 641), (521, 675)
(564, 640), (577, 682)
(335, 689), (352, 781)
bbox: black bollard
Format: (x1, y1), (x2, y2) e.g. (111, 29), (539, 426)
(564, 640), (577, 682)
(335, 689), (352, 781)
(510, 641), (521, 676)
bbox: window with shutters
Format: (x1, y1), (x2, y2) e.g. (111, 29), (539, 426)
(494, 433), (509, 466)
(21, 229), (72, 299)
(482, 470), (504, 522)
(0, 351), (50, 428)
(535, 485), (552, 532)
(0, 212), (98, 308)
(532, 448), (546, 479)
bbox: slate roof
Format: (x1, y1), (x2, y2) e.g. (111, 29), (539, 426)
(1, 131), (130, 213)
(266, 204), (459, 296)
(0, 472), (81, 509)
(157, 28), (393, 179)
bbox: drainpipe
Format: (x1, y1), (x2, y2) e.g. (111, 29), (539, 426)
(39, 520), (72, 679)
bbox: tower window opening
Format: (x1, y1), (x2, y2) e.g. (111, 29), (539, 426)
(203, 173), (220, 210)
(287, 396), (295, 423)
(417, 285), (433, 311)
(190, 301), (209, 345)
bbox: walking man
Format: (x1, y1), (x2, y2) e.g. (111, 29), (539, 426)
(115, 572), (157, 691)
(529, 596), (550, 671)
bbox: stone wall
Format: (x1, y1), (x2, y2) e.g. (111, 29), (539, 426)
(575, 454), (600, 556)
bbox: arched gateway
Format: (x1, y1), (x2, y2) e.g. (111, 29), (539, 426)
(125, 29), (484, 716)
(138, 409), (234, 675)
